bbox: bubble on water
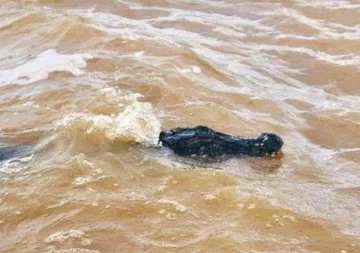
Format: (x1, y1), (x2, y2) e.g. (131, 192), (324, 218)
(266, 223), (272, 228)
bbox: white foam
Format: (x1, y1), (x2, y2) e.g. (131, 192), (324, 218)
(57, 100), (161, 146)
(18, 154), (34, 163)
(134, 51), (144, 57)
(177, 68), (192, 74)
(45, 230), (85, 244)
(0, 160), (27, 174)
(0, 49), (92, 86)
(83, 160), (95, 169)
(191, 65), (201, 73)
(250, 44), (360, 66)
(177, 65), (202, 75)
(73, 177), (92, 185)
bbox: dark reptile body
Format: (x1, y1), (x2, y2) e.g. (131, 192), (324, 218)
(0, 127), (283, 162)
(159, 126), (283, 158)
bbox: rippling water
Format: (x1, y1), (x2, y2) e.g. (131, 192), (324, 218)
(0, 0), (359, 252)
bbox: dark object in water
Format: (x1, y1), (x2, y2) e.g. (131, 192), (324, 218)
(159, 126), (283, 158)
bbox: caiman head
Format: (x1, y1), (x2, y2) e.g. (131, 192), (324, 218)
(252, 133), (284, 156)
(158, 130), (176, 147)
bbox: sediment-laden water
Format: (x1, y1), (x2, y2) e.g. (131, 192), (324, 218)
(0, 1), (359, 252)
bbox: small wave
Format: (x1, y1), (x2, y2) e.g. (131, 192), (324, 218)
(0, 49), (92, 86)
(45, 230), (85, 244)
(57, 100), (161, 146)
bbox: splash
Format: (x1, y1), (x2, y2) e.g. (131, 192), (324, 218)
(57, 100), (161, 146)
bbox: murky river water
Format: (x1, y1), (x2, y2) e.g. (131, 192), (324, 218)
(0, 0), (359, 252)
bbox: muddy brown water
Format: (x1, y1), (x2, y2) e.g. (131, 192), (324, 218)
(0, 1), (359, 253)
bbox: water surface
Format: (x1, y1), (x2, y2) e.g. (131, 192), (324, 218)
(0, 0), (359, 252)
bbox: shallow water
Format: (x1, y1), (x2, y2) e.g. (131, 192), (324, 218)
(0, 0), (359, 252)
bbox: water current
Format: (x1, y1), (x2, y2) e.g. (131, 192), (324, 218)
(0, 0), (359, 252)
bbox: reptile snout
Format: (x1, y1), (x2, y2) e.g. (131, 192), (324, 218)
(158, 130), (172, 144)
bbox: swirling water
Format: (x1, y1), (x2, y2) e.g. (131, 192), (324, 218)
(0, 1), (359, 252)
